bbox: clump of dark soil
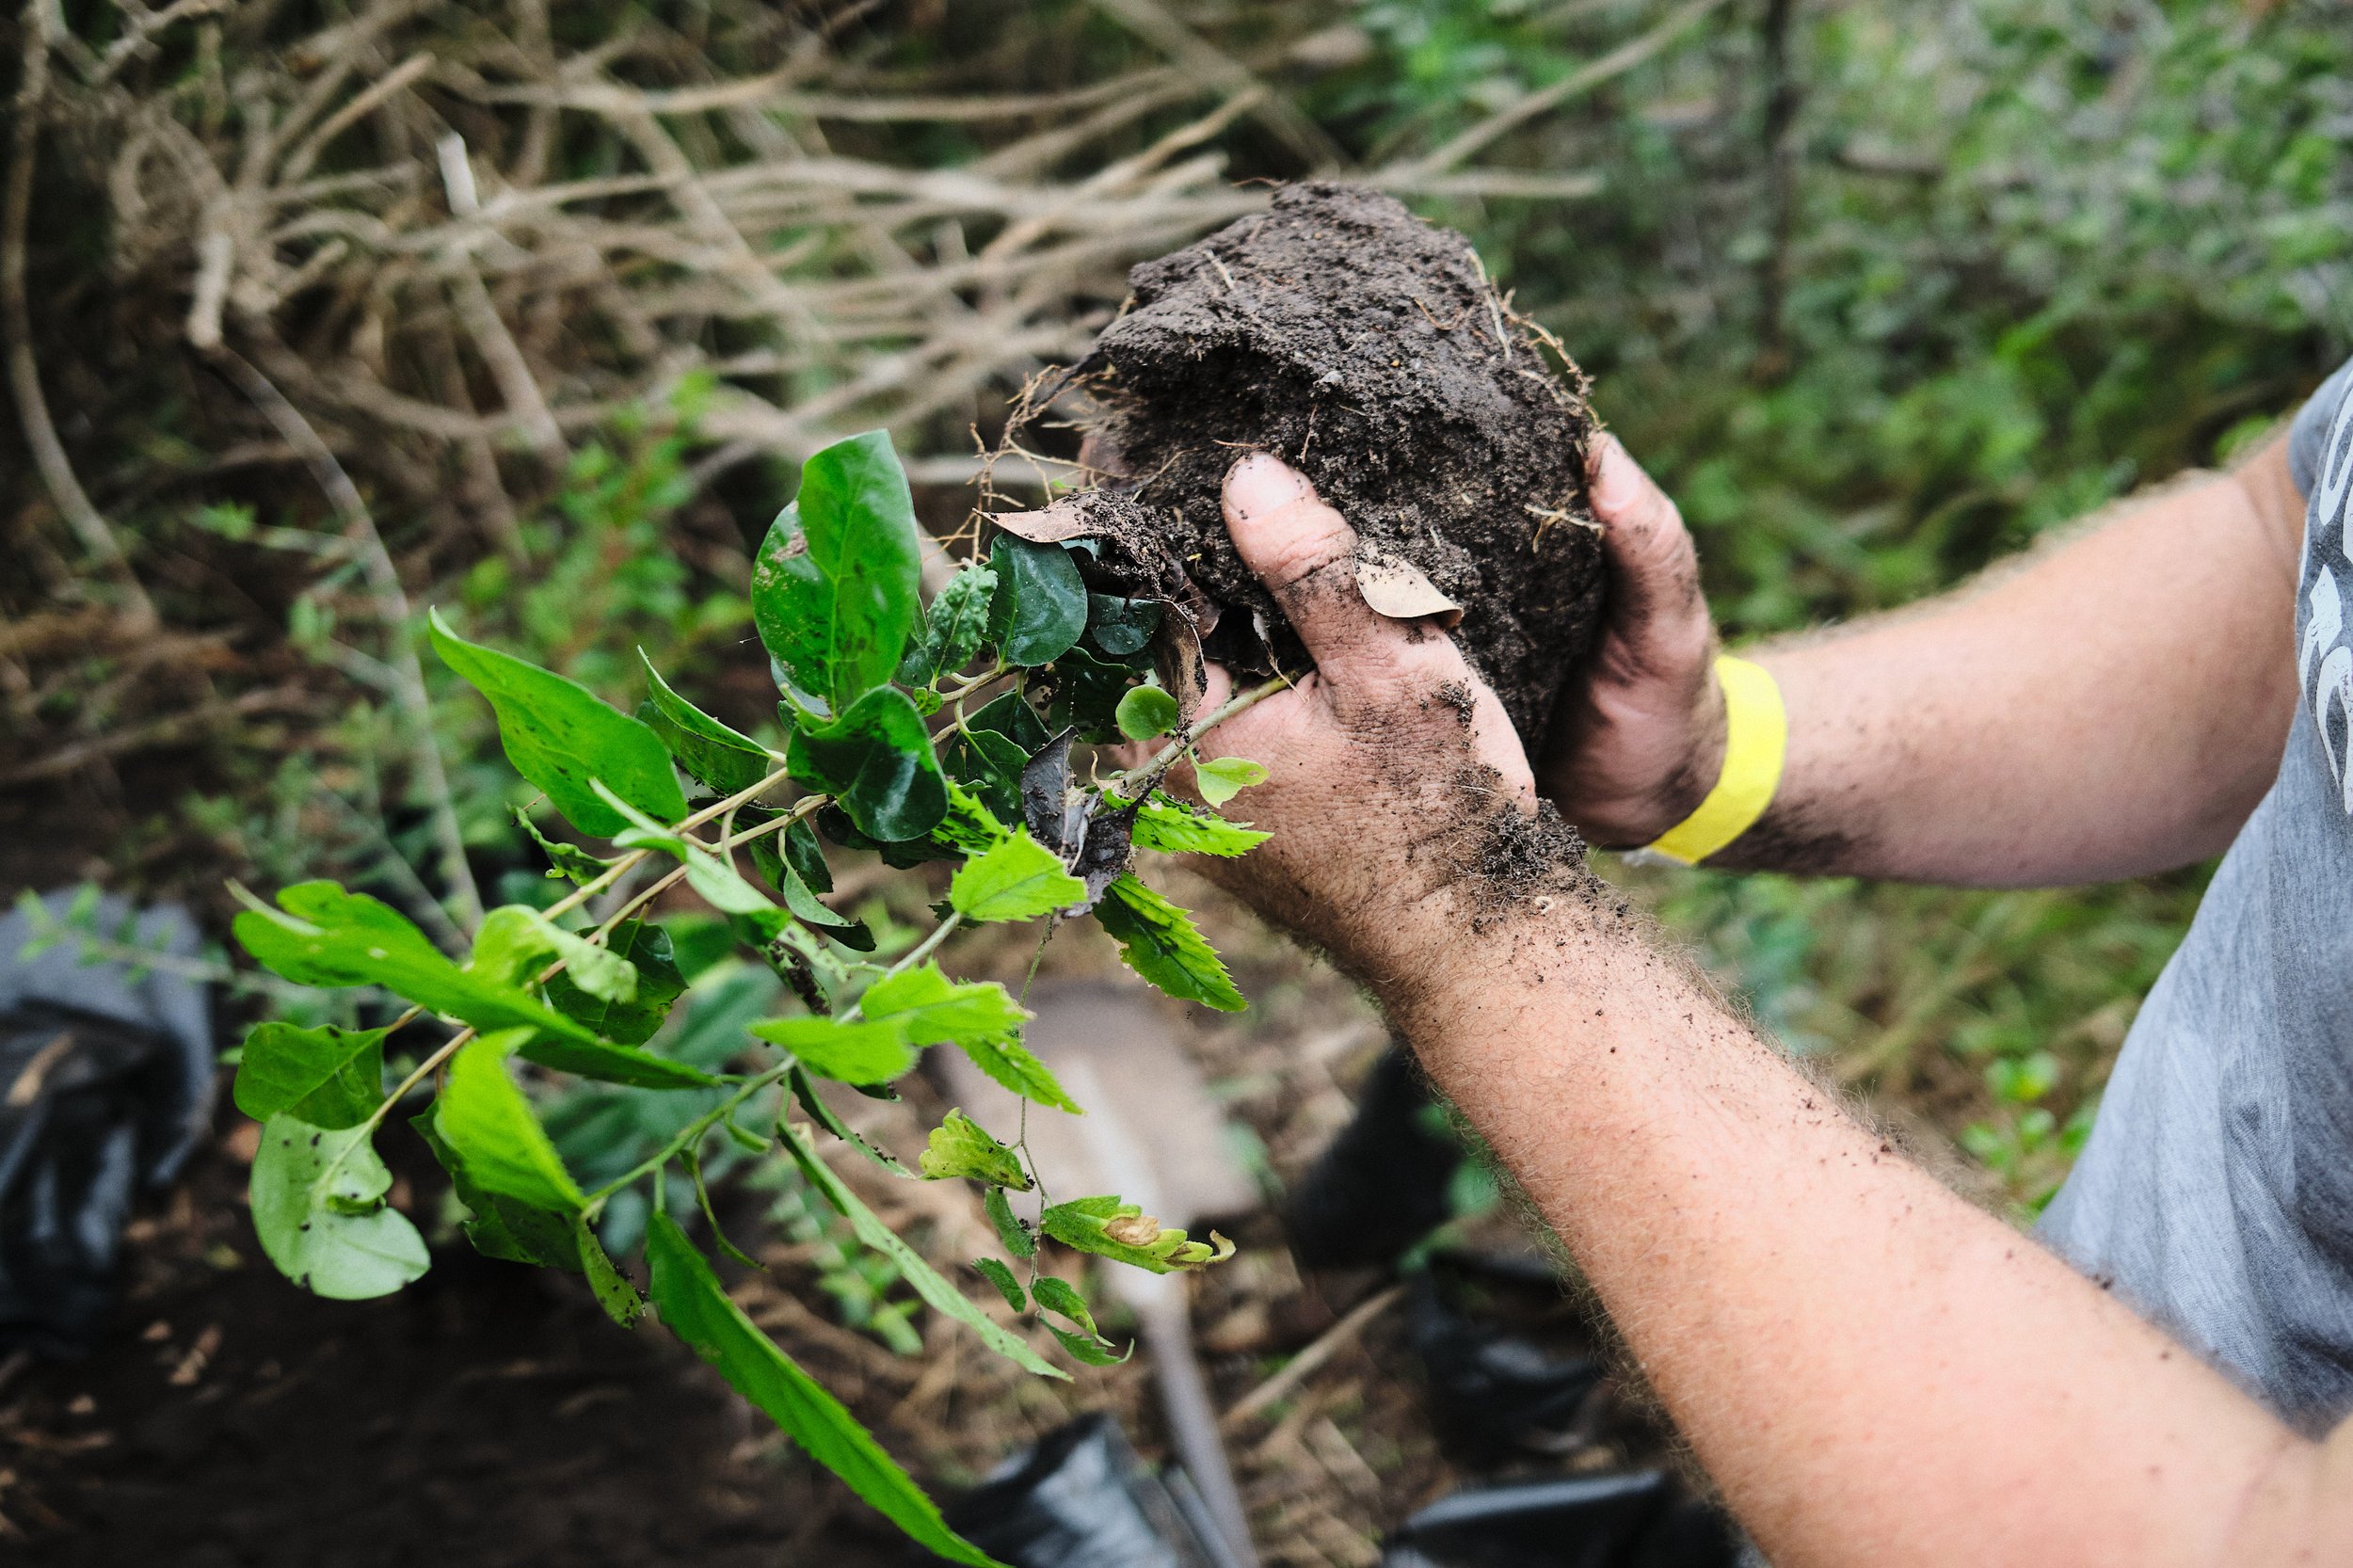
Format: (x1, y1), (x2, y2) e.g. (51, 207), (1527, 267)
(1030, 182), (1606, 740)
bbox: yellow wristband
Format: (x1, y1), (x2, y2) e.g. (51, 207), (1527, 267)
(1641, 655), (1785, 867)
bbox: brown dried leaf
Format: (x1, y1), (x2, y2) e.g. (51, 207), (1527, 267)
(1353, 552), (1463, 627)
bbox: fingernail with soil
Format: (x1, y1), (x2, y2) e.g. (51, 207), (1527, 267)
(1587, 435), (1640, 514)
(1225, 452), (1313, 522)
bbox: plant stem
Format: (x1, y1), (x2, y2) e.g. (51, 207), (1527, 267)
(540, 764), (804, 925)
(584, 1062), (796, 1211)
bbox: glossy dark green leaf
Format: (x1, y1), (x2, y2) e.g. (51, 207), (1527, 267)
(250, 1116), (429, 1299)
(984, 1185), (1035, 1258)
(1091, 874), (1245, 1013)
(777, 1123), (1063, 1380)
(752, 431), (923, 712)
(941, 727), (1031, 825)
(234, 1021), (386, 1129)
(646, 1212), (1008, 1567)
(638, 649), (772, 795)
(787, 686), (947, 842)
(987, 536), (1087, 665)
(1086, 594), (1163, 658)
(546, 920), (685, 1047)
(968, 691), (1048, 754)
(233, 882), (715, 1089)
(428, 609), (687, 837)
(1040, 645), (1146, 742)
(784, 819), (834, 893)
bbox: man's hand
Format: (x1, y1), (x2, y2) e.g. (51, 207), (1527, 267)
(1173, 453), (1544, 986)
(1539, 435), (1725, 847)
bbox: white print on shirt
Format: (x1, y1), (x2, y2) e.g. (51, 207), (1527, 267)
(2306, 385), (2353, 806)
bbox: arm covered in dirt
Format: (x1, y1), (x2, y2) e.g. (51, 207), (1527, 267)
(1188, 452), (2353, 1568)
(1547, 432), (2306, 884)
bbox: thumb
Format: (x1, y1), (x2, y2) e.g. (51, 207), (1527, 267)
(1587, 434), (1710, 679)
(1223, 453), (1409, 677)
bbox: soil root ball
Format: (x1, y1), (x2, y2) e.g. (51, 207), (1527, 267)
(1019, 182), (1607, 740)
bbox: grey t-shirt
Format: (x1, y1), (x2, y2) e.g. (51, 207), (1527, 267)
(2039, 357), (2353, 1434)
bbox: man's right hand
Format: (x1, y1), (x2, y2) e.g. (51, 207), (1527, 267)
(1539, 435), (1727, 848)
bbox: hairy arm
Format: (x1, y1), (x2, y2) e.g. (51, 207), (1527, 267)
(1547, 434), (2307, 884)
(1192, 452), (2353, 1568)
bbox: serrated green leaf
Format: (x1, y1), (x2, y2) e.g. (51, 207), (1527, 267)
(860, 964), (1028, 1048)
(919, 1110), (1030, 1188)
(955, 1032), (1083, 1116)
(1038, 1194), (1237, 1274)
(776, 1123), (1063, 1382)
(949, 830), (1086, 922)
(1031, 1274), (1097, 1338)
(984, 1185), (1035, 1258)
(931, 780), (1013, 856)
(1046, 1321), (1131, 1367)
(972, 1256), (1027, 1312)
(472, 904), (637, 1003)
(751, 1015), (917, 1085)
(1113, 683), (1180, 742)
(787, 686), (947, 842)
(638, 649), (772, 795)
(753, 431), (923, 712)
(1193, 755), (1269, 808)
(428, 609), (687, 836)
(234, 882), (713, 1089)
(576, 1213), (643, 1327)
(233, 1021), (386, 1129)
(901, 563), (998, 685)
(1112, 792), (1271, 857)
(646, 1213), (1007, 1566)
(546, 920), (685, 1047)
(250, 1116), (429, 1300)
(437, 1028), (587, 1214)
(1090, 874), (1245, 1013)
(987, 536), (1087, 665)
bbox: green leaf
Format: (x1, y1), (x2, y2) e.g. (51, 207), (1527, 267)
(412, 1108), (580, 1269)
(1112, 683), (1180, 742)
(1046, 1322), (1131, 1367)
(1041, 644), (1147, 741)
(987, 536), (1087, 665)
(788, 686), (947, 842)
(233, 1021), (387, 1129)
(515, 808), (616, 886)
(576, 1214), (644, 1328)
(949, 830), (1086, 921)
(984, 1186), (1035, 1258)
(1087, 594), (1162, 657)
(776, 1123), (1064, 1381)
(860, 964), (1027, 1046)
(436, 1028), (587, 1214)
(972, 1257), (1027, 1313)
(931, 780), (1014, 855)
(638, 649), (772, 795)
(546, 920), (685, 1047)
(954, 1032), (1083, 1115)
(1113, 792), (1272, 857)
(901, 563), (999, 685)
(645, 1213), (1008, 1567)
(1193, 755), (1268, 808)
(472, 904), (637, 1003)
(753, 431), (923, 712)
(428, 608), (687, 837)
(1038, 1194), (1237, 1274)
(919, 1110), (1030, 1188)
(751, 1015), (918, 1085)
(784, 819), (835, 892)
(250, 1117), (430, 1300)
(1091, 875), (1245, 1013)
(1030, 1275), (1098, 1338)
(789, 1064), (913, 1176)
(234, 882), (714, 1089)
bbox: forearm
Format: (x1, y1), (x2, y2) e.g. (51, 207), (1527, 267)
(1392, 901), (2316, 1568)
(1710, 446), (2301, 883)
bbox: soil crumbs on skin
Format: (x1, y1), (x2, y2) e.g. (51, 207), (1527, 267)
(1048, 182), (1606, 740)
